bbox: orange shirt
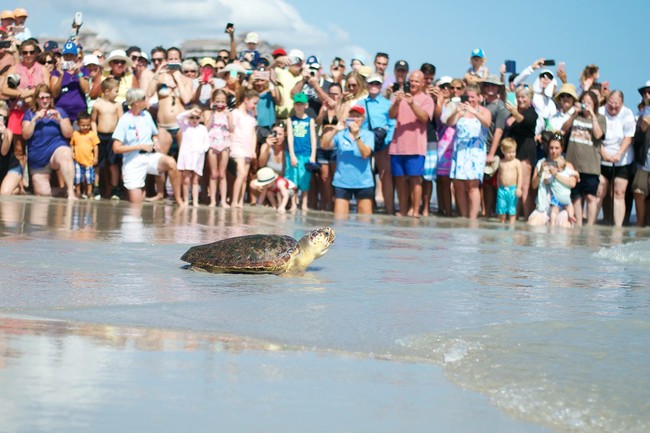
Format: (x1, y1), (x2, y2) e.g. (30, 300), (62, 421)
(70, 130), (100, 167)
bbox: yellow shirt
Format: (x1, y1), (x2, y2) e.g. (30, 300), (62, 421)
(70, 130), (100, 167)
(273, 68), (304, 119)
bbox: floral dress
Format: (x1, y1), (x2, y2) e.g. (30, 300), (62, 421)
(450, 116), (487, 182)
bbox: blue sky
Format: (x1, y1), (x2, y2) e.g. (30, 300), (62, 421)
(6, 0), (649, 108)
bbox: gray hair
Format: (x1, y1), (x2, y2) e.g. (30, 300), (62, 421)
(125, 88), (146, 108)
(182, 59), (198, 72)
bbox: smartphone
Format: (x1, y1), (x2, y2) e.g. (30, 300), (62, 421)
(392, 82), (400, 92)
(201, 68), (212, 83)
(61, 60), (75, 70)
(403, 82), (411, 94)
(271, 130), (277, 138)
(506, 92), (517, 106)
(505, 60), (516, 74)
(460, 95), (469, 103)
(74, 12), (83, 27)
(345, 118), (354, 128)
(11, 26), (25, 33)
(558, 61), (566, 71)
(0, 40), (11, 49)
(543, 59), (556, 66)
(167, 63), (182, 71)
(602, 81), (610, 93)
(252, 71), (270, 81)
(225, 23), (234, 33)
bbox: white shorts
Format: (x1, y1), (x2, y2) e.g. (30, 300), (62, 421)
(122, 152), (163, 190)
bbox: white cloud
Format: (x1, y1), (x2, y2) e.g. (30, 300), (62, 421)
(21, 0), (364, 65)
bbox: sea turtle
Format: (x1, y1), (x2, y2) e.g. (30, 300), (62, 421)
(180, 227), (335, 275)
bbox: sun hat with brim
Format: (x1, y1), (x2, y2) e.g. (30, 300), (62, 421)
(554, 83), (579, 103)
(219, 63), (247, 76)
(254, 167), (277, 187)
(357, 65), (372, 78)
(104, 49), (132, 68)
(482, 74), (504, 86)
(638, 80), (650, 96)
(199, 57), (216, 68)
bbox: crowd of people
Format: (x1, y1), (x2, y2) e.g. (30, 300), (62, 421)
(1, 8), (650, 226)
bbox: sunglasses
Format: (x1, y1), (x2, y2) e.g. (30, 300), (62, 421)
(130, 55), (139, 60)
(183, 70), (198, 74)
(643, 89), (650, 95)
(217, 56), (229, 60)
(451, 86), (463, 90)
(42, 60), (55, 65)
(113, 60), (126, 65)
(152, 57), (164, 63)
(440, 84), (451, 89)
(188, 116), (201, 120)
(38, 95), (51, 100)
(21, 50), (35, 55)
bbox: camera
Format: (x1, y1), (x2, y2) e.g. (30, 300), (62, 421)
(0, 40), (11, 49)
(403, 82), (411, 94)
(580, 103), (587, 110)
(61, 61), (75, 71)
(309, 70), (315, 77)
(7, 74), (20, 89)
(460, 95), (469, 103)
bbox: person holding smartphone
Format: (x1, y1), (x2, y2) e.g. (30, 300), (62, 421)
(511, 58), (558, 136)
(446, 83), (492, 220)
(50, 42), (89, 123)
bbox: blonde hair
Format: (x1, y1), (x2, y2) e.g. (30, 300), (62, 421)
(500, 137), (517, 153)
(515, 84), (533, 99)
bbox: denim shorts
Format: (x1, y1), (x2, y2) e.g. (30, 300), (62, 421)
(333, 186), (374, 200)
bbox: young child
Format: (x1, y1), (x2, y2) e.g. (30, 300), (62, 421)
(91, 78), (123, 199)
(229, 89), (259, 208)
(464, 48), (488, 85)
(177, 105), (210, 207)
(237, 32), (262, 68)
(70, 112), (100, 199)
(252, 167), (297, 213)
(203, 89), (232, 207)
(286, 92), (317, 210)
(496, 138), (522, 223)
(542, 155), (577, 226)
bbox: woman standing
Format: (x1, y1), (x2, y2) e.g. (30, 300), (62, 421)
(596, 90), (635, 226)
(447, 83), (491, 219)
(562, 90), (606, 226)
(505, 85), (538, 218)
(50, 42), (89, 123)
(321, 105), (375, 217)
(20, 84), (75, 198)
(435, 78), (462, 216)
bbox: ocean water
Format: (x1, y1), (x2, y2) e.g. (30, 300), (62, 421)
(0, 196), (648, 433)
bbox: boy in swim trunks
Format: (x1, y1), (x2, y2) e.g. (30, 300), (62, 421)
(496, 138), (522, 223)
(91, 78), (123, 199)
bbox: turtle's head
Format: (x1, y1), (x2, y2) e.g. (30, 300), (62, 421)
(306, 227), (336, 258)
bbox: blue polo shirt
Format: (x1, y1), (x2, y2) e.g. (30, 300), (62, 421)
(331, 128), (375, 189)
(360, 95), (395, 148)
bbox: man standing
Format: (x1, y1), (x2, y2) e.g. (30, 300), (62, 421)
(388, 70), (434, 217)
(482, 75), (510, 217)
(272, 49), (305, 121)
(373, 52), (389, 79)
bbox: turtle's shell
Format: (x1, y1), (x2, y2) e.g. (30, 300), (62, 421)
(181, 234), (299, 274)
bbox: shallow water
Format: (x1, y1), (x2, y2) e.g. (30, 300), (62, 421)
(1, 196), (649, 433)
